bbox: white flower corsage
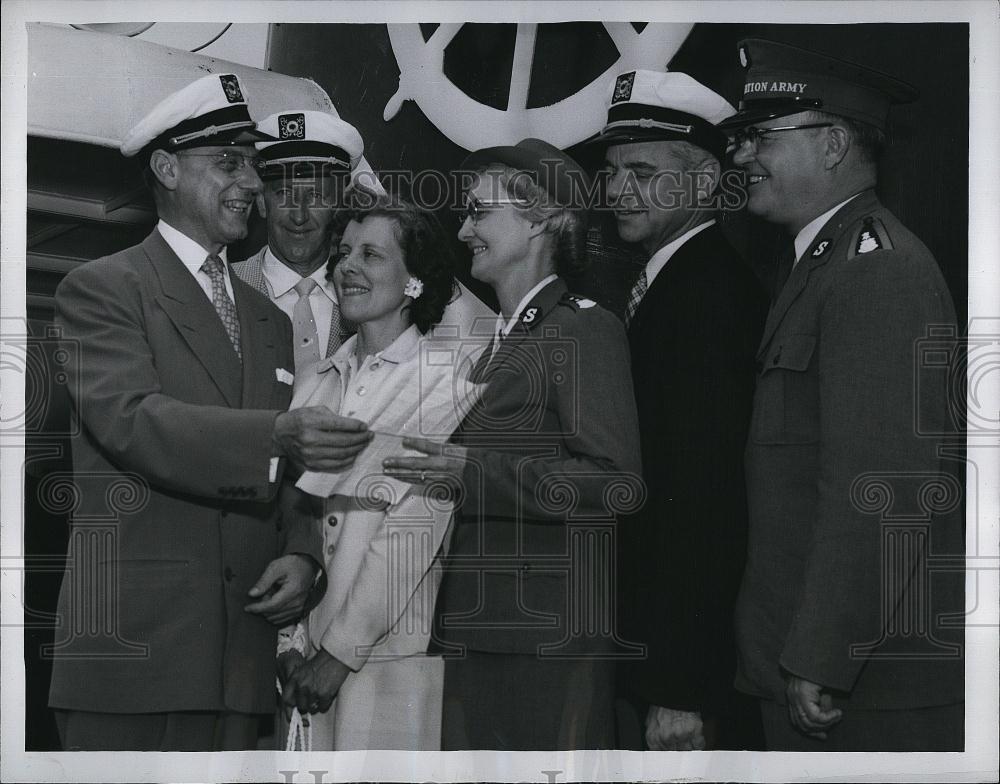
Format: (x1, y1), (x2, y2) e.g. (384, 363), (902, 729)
(403, 276), (424, 299)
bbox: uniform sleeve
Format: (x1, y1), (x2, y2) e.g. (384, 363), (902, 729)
(779, 251), (955, 691)
(56, 263), (281, 500)
(460, 308), (643, 522)
(318, 495), (453, 670)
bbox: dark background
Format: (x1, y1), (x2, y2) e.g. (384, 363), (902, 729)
(24, 22), (969, 750)
(266, 22), (969, 324)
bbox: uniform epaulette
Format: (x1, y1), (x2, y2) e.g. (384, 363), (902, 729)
(559, 293), (597, 310)
(848, 216), (895, 260)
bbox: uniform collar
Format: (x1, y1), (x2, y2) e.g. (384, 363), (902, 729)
(498, 274), (559, 337)
(262, 246), (337, 301)
(793, 193), (863, 266)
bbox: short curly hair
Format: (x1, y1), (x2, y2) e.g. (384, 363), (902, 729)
(330, 196), (456, 333)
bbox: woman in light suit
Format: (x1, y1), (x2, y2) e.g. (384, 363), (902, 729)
(277, 197), (482, 750)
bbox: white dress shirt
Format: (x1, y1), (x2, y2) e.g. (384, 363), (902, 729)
(261, 246), (339, 349)
(793, 193), (862, 267)
(157, 219), (235, 301)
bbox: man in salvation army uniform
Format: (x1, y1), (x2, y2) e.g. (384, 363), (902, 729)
(720, 39), (965, 751)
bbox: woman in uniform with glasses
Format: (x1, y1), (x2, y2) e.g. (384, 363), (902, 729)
(384, 139), (642, 750)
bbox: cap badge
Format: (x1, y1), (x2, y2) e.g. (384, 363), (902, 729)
(612, 72), (636, 104)
(219, 74), (244, 104)
(279, 113), (306, 140)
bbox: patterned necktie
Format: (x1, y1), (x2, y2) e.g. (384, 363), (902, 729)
(624, 268), (648, 328)
(201, 254), (241, 360)
(326, 297), (344, 356)
(292, 277), (321, 372)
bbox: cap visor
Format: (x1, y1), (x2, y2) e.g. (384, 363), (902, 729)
(580, 126), (697, 149)
(717, 105), (807, 130)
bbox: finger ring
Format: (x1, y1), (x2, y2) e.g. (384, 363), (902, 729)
(421, 470), (426, 482)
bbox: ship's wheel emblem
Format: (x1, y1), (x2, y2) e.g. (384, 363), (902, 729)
(383, 23), (693, 150)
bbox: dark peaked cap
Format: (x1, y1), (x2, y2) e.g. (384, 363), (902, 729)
(462, 138), (591, 208)
(719, 38), (919, 131)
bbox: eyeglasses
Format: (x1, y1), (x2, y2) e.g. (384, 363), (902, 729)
(175, 150), (267, 175)
(461, 197), (529, 225)
(729, 123), (833, 150)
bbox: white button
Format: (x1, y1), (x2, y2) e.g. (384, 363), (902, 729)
(326, 544), (335, 555)
(357, 386), (367, 396)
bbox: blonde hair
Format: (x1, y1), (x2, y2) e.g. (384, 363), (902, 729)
(478, 164), (588, 276)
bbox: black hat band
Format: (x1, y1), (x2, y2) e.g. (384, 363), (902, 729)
(158, 105), (256, 150)
(260, 141), (351, 169)
(604, 103), (728, 159)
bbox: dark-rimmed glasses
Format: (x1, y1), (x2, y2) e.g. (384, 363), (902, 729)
(729, 123), (833, 151)
(175, 150), (267, 175)
(461, 197), (529, 225)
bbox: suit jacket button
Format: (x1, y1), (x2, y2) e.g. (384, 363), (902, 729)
(224, 567), (234, 582)
(220, 509), (228, 518)
(521, 563), (531, 573)
(326, 515), (338, 527)
(772, 352), (781, 365)
(326, 544), (336, 556)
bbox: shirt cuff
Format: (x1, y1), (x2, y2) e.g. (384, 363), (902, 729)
(269, 456), (280, 483)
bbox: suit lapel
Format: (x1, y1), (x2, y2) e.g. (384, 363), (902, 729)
(756, 191), (879, 356)
(756, 255), (823, 355)
(233, 276), (284, 410)
(146, 232), (243, 406)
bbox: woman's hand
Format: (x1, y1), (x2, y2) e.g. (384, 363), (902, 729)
(382, 436), (467, 491)
(277, 649), (306, 689)
(281, 648), (352, 724)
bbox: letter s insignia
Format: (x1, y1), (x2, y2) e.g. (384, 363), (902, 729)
(812, 239), (831, 257)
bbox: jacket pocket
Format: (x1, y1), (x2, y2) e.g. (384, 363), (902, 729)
(751, 334), (819, 444)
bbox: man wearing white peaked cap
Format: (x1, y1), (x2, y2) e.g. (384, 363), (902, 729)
(48, 73), (375, 750)
(587, 69), (767, 751)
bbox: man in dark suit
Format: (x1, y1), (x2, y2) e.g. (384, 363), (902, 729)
(587, 70), (767, 750)
(47, 73), (373, 751)
(719, 39), (964, 750)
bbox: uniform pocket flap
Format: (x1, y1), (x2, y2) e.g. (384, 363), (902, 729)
(761, 334), (816, 373)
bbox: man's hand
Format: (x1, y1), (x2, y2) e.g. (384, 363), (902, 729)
(281, 648), (352, 723)
(645, 705), (705, 750)
(273, 407), (372, 473)
(245, 554), (317, 625)
(382, 436), (466, 491)
(785, 675), (843, 739)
